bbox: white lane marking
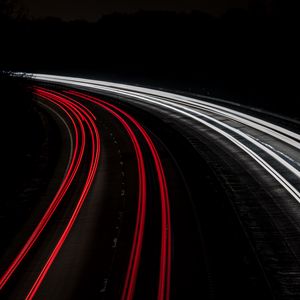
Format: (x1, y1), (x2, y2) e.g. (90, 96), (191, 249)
(250, 136), (300, 169)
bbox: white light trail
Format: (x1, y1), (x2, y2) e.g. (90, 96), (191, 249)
(29, 73), (300, 203)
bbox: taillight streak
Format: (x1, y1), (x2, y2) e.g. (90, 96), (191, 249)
(63, 90), (147, 300)
(0, 90), (85, 290)
(67, 90), (171, 300)
(24, 88), (101, 299)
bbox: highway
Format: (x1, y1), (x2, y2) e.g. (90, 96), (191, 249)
(1, 73), (300, 299)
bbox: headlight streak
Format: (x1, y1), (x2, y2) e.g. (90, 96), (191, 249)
(7, 73), (300, 299)
(29, 75), (300, 205)
(30, 73), (300, 144)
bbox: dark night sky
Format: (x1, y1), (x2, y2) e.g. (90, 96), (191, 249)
(20, 0), (250, 21)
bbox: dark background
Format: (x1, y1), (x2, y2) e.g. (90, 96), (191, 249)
(0, 0), (299, 118)
(21, 0), (250, 21)
(0, 2), (299, 298)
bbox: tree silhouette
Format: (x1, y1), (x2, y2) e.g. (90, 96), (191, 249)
(0, 0), (24, 22)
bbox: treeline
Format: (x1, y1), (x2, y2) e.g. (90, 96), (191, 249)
(0, 9), (299, 117)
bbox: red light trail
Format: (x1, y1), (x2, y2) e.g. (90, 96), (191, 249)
(0, 89), (86, 290)
(24, 88), (101, 299)
(67, 90), (171, 300)
(0, 87), (171, 300)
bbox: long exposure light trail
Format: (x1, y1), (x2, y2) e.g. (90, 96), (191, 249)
(67, 90), (171, 300)
(24, 88), (101, 299)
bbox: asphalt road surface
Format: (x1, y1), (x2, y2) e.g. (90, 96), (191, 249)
(1, 74), (300, 299)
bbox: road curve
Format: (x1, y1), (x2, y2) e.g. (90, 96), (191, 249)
(0, 85), (172, 300)
(2, 73), (300, 299)
(31, 74), (300, 199)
